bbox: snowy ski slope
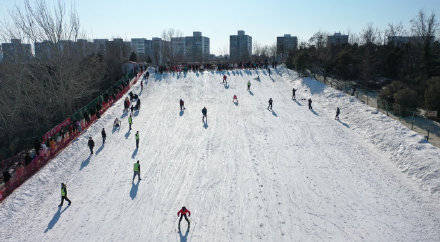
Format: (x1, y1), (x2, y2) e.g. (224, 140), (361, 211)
(1, 67), (440, 241)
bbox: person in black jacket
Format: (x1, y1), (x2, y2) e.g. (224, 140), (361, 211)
(202, 107), (207, 123)
(101, 128), (106, 144)
(308, 98), (313, 110)
(88, 137), (95, 154)
(268, 98), (273, 111)
(58, 183), (71, 207)
(180, 99), (185, 111)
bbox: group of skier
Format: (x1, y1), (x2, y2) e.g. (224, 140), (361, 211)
(57, 68), (347, 234)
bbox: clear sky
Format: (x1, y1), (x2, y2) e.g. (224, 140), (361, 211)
(1, 0), (439, 54)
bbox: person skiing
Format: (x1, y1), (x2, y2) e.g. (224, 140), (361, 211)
(177, 206), (191, 231)
(128, 115), (133, 131)
(58, 183), (71, 207)
(140, 81), (143, 91)
(180, 99), (185, 111)
(202, 107), (207, 123)
(267, 68), (271, 76)
(247, 80), (251, 91)
(268, 98), (273, 111)
(335, 107), (340, 120)
(135, 131), (139, 149)
(308, 98), (313, 110)
(146, 71), (150, 79)
(292, 88), (296, 100)
(114, 118), (121, 129)
(130, 105), (134, 115)
(133, 160), (141, 181)
(124, 97), (130, 112)
(233, 95), (238, 104)
(88, 137), (95, 155)
(101, 128), (106, 144)
(135, 99), (141, 110)
(223, 75), (227, 84)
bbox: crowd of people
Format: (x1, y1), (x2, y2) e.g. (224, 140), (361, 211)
(155, 61), (278, 74)
(3, 64), (345, 233)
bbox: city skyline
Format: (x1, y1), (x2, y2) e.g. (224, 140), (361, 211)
(0, 0), (439, 54)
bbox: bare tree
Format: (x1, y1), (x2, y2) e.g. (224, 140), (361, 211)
(161, 28), (183, 65)
(0, 0), (108, 158)
(411, 10), (438, 45)
(309, 31), (327, 49)
(361, 23), (382, 45)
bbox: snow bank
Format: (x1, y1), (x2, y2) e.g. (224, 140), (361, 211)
(283, 68), (440, 194)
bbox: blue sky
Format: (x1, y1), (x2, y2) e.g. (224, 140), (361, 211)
(1, 0), (438, 54)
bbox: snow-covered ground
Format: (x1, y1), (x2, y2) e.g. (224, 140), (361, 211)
(0, 67), (439, 241)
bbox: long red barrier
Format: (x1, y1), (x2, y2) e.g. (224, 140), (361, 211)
(0, 72), (143, 202)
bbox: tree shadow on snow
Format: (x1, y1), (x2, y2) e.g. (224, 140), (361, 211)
(179, 110), (184, 116)
(44, 205), (70, 233)
(95, 143), (104, 155)
(179, 227), (190, 242)
(130, 180), (140, 200)
(132, 148), (138, 158)
(125, 130), (131, 139)
(80, 154), (92, 170)
(303, 77), (326, 94)
(337, 119), (350, 128)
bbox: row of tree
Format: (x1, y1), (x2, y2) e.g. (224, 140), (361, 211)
(0, 0), (132, 159)
(287, 10), (440, 115)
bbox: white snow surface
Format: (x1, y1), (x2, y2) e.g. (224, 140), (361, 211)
(1, 67), (440, 241)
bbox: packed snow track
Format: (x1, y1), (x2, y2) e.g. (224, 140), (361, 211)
(1, 67), (440, 241)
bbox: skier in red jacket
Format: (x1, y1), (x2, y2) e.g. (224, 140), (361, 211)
(177, 206), (191, 231)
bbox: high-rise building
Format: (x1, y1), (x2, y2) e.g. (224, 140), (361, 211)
(93, 39), (109, 53)
(1, 39), (31, 63)
(76, 39), (96, 57)
(34, 40), (53, 59)
(277, 34), (298, 59)
(170, 31), (210, 62)
(230, 30), (252, 62)
(131, 38), (147, 55)
(327, 33), (349, 47)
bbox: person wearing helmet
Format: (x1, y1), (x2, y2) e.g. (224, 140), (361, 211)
(133, 160), (141, 181)
(177, 206), (191, 231)
(58, 183), (71, 207)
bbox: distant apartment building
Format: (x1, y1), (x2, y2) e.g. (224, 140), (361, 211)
(151, 37), (166, 64)
(327, 33), (349, 47)
(131, 38), (148, 55)
(76, 39), (96, 56)
(277, 34), (298, 59)
(1, 39), (31, 62)
(171, 31), (210, 62)
(387, 36), (434, 46)
(93, 39), (109, 53)
(230, 30), (252, 62)
(34, 40), (53, 59)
